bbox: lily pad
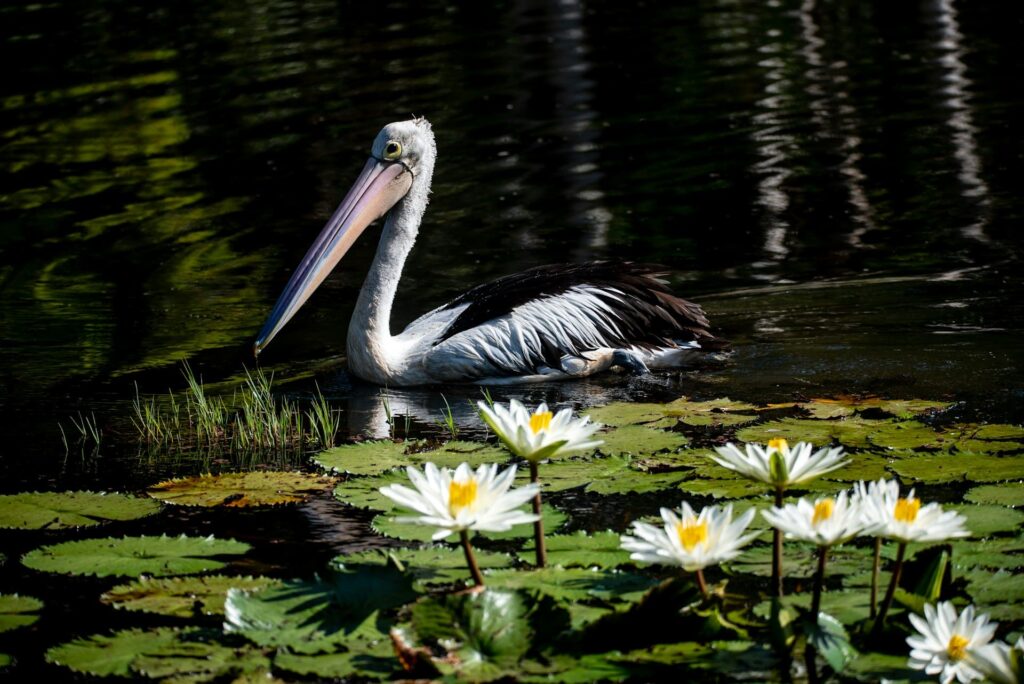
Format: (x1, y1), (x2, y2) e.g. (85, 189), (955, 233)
(965, 483), (1024, 506)
(680, 478), (761, 500)
(147, 471), (333, 508)
(890, 453), (1024, 484)
(736, 417), (880, 449)
(335, 546), (513, 589)
(597, 424), (689, 456)
(519, 531), (633, 569)
(487, 566), (658, 605)
(314, 440), (509, 476)
(102, 575), (282, 618)
(965, 569), (1024, 620)
(754, 591), (872, 625)
(952, 537), (1024, 571)
(584, 402), (672, 427)
(525, 456), (687, 495)
(800, 398), (951, 420)
(370, 502), (565, 543)
(46, 627), (272, 679)
(333, 470), (410, 510)
(22, 534), (250, 578)
(0, 594), (43, 633)
(225, 563), (415, 654)
(0, 491), (161, 530)
(950, 504), (1024, 538)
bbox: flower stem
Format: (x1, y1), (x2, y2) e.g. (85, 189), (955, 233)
(695, 568), (709, 599)
(869, 537), (881, 619)
(772, 487), (785, 597)
(872, 541), (906, 637)
(810, 546), (827, 620)
(459, 529), (485, 587)
(529, 461), (547, 568)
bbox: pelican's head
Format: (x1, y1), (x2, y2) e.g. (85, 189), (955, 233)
(253, 118), (435, 355)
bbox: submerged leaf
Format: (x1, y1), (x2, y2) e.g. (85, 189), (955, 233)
(0, 594), (43, 633)
(0, 491), (161, 530)
(102, 575), (282, 618)
(147, 471), (333, 507)
(22, 534), (250, 577)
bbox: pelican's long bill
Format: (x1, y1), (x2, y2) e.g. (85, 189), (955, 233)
(253, 158), (413, 354)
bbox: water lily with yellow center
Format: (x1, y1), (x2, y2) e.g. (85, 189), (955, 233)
(853, 478), (970, 544)
(761, 491), (874, 547)
(970, 636), (1023, 684)
(379, 462), (539, 541)
(619, 501), (758, 575)
(477, 399), (603, 462)
(711, 439), (848, 490)
(907, 602), (998, 684)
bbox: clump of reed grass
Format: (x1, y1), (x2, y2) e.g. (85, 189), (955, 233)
(59, 411), (102, 453)
(436, 394), (459, 439)
(131, 363), (342, 454)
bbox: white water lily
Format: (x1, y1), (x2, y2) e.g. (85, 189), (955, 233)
(620, 501), (759, 572)
(711, 439), (848, 490)
(762, 490), (874, 547)
(477, 399), (603, 462)
(379, 462), (540, 541)
(853, 478), (970, 543)
(970, 637), (1023, 684)
(907, 602), (998, 684)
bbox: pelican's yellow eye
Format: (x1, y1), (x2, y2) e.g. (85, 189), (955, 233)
(383, 140), (402, 160)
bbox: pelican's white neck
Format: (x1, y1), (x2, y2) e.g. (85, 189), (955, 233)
(346, 156), (434, 381)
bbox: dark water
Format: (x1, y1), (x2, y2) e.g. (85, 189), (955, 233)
(1, 0), (1023, 676)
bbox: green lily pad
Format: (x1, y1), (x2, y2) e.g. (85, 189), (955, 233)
(333, 470), (410, 510)
(0, 594), (43, 633)
(22, 534), (250, 578)
(0, 654), (9, 668)
(273, 644), (396, 680)
(597, 424), (689, 456)
(754, 591), (872, 625)
(736, 417), (879, 449)
(525, 456), (687, 495)
(46, 628), (272, 679)
(800, 398), (951, 420)
(402, 588), (571, 682)
(336, 546), (513, 589)
(519, 531), (633, 569)
(584, 403), (672, 427)
(821, 453), (892, 482)
(225, 563), (415, 654)
(147, 471), (333, 508)
(0, 491), (162, 530)
(846, 651), (917, 683)
(680, 478), (761, 500)
(487, 566), (658, 605)
(966, 569), (1024, 620)
(952, 537), (1024, 571)
(805, 612), (858, 672)
(102, 575), (282, 618)
(965, 483), (1024, 506)
(890, 453), (1024, 484)
(314, 440), (509, 476)
(950, 504), (1024, 537)
(370, 502), (565, 543)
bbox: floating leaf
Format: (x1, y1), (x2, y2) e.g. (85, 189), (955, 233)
(225, 563), (415, 654)
(525, 456), (687, 495)
(403, 588), (571, 682)
(46, 628), (271, 679)
(314, 440), (508, 476)
(804, 612), (858, 672)
(965, 483), (1024, 507)
(519, 531), (633, 569)
(952, 537), (1024, 571)
(333, 470), (409, 510)
(951, 504), (1024, 537)
(22, 534), (250, 577)
(890, 453), (1024, 484)
(680, 478), (761, 500)
(597, 424), (689, 456)
(102, 575), (282, 618)
(487, 566), (658, 605)
(966, 569), (1024, 620)
(0, 653), (9, 668)
(584, 403), (671, 427)
(800, 398), (951, 420)
(336, 546), (513, 589)
(736, 417), (879, 449)
(755, 591), (871, 625)
(0, 594), (43, 633)
(0, 491), (161, 530)
(147, 471), (333, 508)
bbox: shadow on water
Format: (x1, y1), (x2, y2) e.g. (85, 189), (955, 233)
(0, 0), (1023, 677)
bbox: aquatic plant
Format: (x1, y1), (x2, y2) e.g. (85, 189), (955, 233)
(907, 602), (997, 684)
(712, 439), (849, 597)
(379, 462), (539, 585)
(477, 399), (602, 567)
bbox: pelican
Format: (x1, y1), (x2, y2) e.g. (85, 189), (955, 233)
(254, 118), (721, 385)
